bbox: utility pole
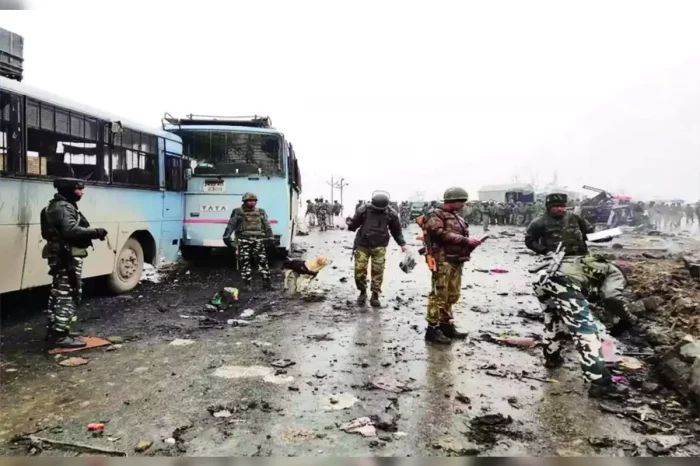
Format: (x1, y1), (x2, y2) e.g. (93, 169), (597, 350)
(326, 175), (335, 204)
(336, 177), (349, 209)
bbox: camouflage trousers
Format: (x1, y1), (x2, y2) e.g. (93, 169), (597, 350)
(237, 237), (270, 282)
(317, 212), (328, 230)
(533, 271), (608, 383)
(46, 256), (84, 334)
(427, 260), (463, 325)
(354, 246), (386, 293)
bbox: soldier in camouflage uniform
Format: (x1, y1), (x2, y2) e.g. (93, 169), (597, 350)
(41, 178), (108, 348)
(305, 199), (317, 227)
(347, 191), (407, 307)
(223, 192), (274, 291)
(525, 193), (632, 397)
(316, 198), (329, 231)
(422, 187), (482, 344)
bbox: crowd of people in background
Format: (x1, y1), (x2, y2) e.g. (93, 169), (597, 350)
(305, 198), (344, 231)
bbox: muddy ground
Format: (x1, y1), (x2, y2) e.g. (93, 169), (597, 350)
(1, 224), (700, 457)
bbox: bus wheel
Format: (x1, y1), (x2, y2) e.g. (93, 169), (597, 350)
(107, 237), (145, 294)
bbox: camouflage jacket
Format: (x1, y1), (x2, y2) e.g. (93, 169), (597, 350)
(424, 206), (472, 263)
(525, 212), (594, 256)
(223, 205), (273, 240)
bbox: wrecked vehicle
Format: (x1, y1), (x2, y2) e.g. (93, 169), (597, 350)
(580, 185), (648, 229)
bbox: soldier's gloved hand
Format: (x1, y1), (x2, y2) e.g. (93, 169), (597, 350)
(223, 237), (233, 248)
(95, 228), (108, 240)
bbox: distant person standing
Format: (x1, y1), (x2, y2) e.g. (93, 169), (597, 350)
(332, 200), (342, 227)
(684, 203), (695, 227)
(305, 200), (317, 227)
(316, 198), (329, 231)
(41, 178), (108, 348)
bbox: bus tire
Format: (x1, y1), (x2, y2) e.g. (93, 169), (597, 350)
(107, 237), (145, 294)
(180, 245), (211, 261)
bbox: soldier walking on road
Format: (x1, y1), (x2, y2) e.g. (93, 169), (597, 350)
(223, 192), (274, 291)
(525, 193), (634, 398)
(347, 191), (407, 307)
(305, 200), (317, 227)
(316, 198), (329, 231)
(422, 187), (482, 344)
(41, 178), (108, 349)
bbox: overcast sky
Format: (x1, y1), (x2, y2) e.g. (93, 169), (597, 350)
(4, 0), (700, 203)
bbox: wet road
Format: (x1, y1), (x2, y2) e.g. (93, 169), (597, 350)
(0, 224), (685, 456)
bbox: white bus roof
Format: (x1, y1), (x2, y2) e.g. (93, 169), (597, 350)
(0, 76), (180, 143)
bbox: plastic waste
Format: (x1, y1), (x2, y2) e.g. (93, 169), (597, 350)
(601, 338), (618, 362)
(87, 423), (105, 432)
(399, 251), (417, 274)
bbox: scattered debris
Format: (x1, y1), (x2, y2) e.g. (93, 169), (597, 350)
(497, 336), (536, 348)
(270, 359), (295, 369)
(340, 417), (377, 437)
(455, 391), (471, 404)
(314, 371), (327, 379)
(227, 319), (250, 326)
(370, 376), (411, 393)
(58, 357), (89, 367)
(323, 393), (359, 410)
(588, 436), (615, 448)
(490, 268), (509, 274)
(251, 340), (272, 348)
(306, 333), (334, 342)
(517, 310), (544, 322)
(49, 336), (111, 354)
(87, 423), (104, 432)
(241, 309), (255, 318)
(135, 440), (153, 453)
(106, 336), (124, 344)
(15, 435), (126, 456)
(212, 365), (294, 384)
(212, 410), (232, 418)
(169, 339), (195, 347)
(164, 438), (176, 445)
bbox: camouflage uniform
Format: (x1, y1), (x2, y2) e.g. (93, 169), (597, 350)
(223, 200), (273, 286)
(41, 179), (107, 347)
(526, 195), (634, 388)
(347, 198), (405, 305)
(354, 247), (387, 293)
(316, 200), (329, 231)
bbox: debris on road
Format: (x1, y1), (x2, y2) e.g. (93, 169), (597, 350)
(58, 357), (89, 367)
(370, 376), (412, 393)
(241, 309), (255, 318)
(252, 340), (272, 348)
(226, 319), (250, 326)
(588, 436), (615, 448)
(212, 410), (232, 418)
(170, 339), (195, 347)
(49, 336), (111, 354)
(212, 365), (293, 384)
(455, 391), (471, 404)
(306, 333), (334, 342)
(340, 417), (377, 437)
(14, 435), (126, 456)
(135, 440), (153, 453)
(270, 359), (295, 368)
(106, 336), (124, 344)
(497, 336), (537, 348)
(87, 423), (104, 432)
(491, 268), (509, 274)
(323, 393), (359, 410)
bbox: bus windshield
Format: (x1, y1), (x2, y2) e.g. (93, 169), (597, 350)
(177, 130), (283, 176)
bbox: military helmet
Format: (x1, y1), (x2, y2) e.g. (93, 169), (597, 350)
(443, 187), (469, 202)
(53, 178), (85, 190)
(242, 192), (258, 202)
(545, 193), (568, 207)
(370, 191), (390, 210)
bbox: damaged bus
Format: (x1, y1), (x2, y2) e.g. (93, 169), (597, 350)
(0, 76), (185, 295)
(163, 114), (301, 259)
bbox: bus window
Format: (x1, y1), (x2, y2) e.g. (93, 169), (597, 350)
(177, 130), (283, 177)
(0, 90), (22, 173)
(111, 129), (159, 187)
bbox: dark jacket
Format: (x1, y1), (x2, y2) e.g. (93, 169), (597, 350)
(424, 205), (472, 263)
(525, 212), (594, 256)
(41, 194), (101, 258)
(223, 205), (273, 240)
(348, 205), (405, 249)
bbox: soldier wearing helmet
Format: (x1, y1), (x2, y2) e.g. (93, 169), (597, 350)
(41, 178), (108, 349)
(222, 192), (274, 291)
(526, 193), (634, 398)
(346, 190), (407, 307)
(421, 187), (482, 344)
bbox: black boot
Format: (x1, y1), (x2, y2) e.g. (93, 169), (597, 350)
(262, 278), (273, 291)
(370, 292), (381, 308)
(47, 331), (86, 349)
(425, 325), (452, 344)
(357, 290), (367, 305)
(544, 355), (564, 369)
(439, 323), (468, 340)
(588, 377), (628, 399)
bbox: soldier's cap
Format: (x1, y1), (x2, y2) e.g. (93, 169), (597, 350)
(545, 193), (568, 207)
(53, 178), (85, 190)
